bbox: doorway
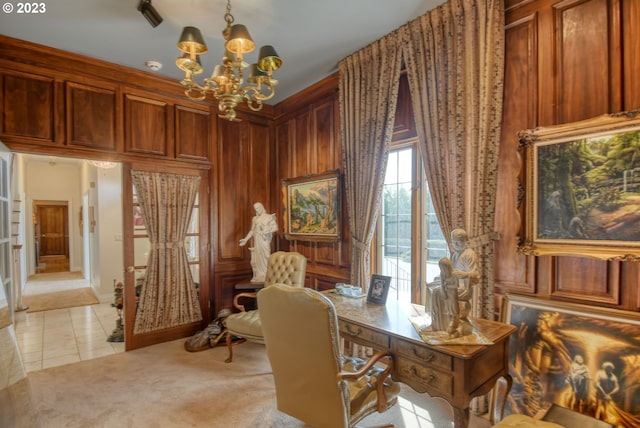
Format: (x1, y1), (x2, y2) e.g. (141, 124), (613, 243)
(11, 153), (126, 371)
(33, 201), (70, 274)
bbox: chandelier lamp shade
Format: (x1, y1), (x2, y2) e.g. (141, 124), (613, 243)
(175, 0), (282, 121)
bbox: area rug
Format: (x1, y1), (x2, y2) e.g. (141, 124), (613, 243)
(23, 340), (459, 428)
(22, 287), (99, 313)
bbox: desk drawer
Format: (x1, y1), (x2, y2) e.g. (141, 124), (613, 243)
(338, 320), (389, 349)
(393, 339), (453, 371)
(395, 358), (453, 396)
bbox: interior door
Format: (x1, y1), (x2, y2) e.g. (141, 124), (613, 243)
(122, 162), (210, 351)
(37, 204), (69, 257)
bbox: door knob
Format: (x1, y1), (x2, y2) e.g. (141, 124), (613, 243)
(126, 266), (135, 273)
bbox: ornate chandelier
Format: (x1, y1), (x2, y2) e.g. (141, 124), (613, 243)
(175, 0), (282, 121)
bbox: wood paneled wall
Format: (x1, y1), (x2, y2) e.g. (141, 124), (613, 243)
(0, 37), (215, 166)
(211, 112), (275, 312)
(273, 0), (640, 317)
(3, 0), (640, 321)
(273, 74), (353, 291)
(495, 0), (640, 313)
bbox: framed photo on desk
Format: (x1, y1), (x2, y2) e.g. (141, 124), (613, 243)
(367, 275), (391, 305)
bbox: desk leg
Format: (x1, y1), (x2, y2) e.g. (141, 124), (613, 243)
(452, 406), (469, 428)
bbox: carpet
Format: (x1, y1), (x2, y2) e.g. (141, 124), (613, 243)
(22, 287), (99, 313)
(19, 340), (466, 428)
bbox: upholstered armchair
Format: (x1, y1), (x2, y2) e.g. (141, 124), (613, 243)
(223, 251), (307, 363)
(257, 284), (400, 428)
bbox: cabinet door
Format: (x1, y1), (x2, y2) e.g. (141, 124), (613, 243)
(175, 105), (212, 162)
(66, 81), (118, 151)
(1, 71), (55, 143)
(123, 92), (171, 157)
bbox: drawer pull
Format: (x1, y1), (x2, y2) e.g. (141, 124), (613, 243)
(345, 324), (362, 336)
(413, 349), (435, 362)
(411, 367), (436, 383)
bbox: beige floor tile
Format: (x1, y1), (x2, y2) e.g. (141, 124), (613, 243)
(20, 350), (43, 363)
(23, 360), (42, 373)
(78, 346), (117, 360)
(17, 276), (124, 373)
(41, 353), (81, 369)
(43, 346), (78, 360)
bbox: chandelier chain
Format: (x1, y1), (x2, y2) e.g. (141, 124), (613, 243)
(224, 0), (234, 26)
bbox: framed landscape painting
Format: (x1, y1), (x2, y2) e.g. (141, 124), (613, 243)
(518, 109), (640, 261)
(282, 170), (340, 242)
(502, 294), (640, 427)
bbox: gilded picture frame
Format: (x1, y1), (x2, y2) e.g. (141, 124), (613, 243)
(501, 294), (640, 427)
(518, 110), (640, 261)
(282, 170), (341, 242)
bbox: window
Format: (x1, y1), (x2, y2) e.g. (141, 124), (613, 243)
(377, 143), (446, 304)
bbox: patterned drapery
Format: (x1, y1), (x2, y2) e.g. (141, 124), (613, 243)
(401, 0), (505, 320)
(132, 171), (202, 334)
(338, 32), (403, 291)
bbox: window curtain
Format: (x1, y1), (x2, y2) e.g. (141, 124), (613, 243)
(401, 0), (505, 320)
(338, 31), (404, 291)
(132, 171), (202, 334)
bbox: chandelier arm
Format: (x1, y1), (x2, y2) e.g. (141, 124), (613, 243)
(247, 84), (276, 102)
(244, 97), (263, 111)
(181, 82), (208, 101)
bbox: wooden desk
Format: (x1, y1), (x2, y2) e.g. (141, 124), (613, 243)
(324, 292), (516, 428)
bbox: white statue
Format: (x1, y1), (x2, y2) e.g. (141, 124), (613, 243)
(429, 257), (460, 337)
(450, 228), (479, 331)
(240, 202), (278, 283)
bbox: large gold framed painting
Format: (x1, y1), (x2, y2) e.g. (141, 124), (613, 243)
(517, 110), (640, 261)
(282, 170), (341, 242)
(502, 295), (640, 427)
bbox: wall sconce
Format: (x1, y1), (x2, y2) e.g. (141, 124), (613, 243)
(138, 0), (163, 28)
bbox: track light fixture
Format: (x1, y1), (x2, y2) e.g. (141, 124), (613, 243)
(138, 0), (163, 28)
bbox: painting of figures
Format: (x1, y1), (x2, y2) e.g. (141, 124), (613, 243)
(503, 295), (640, 427)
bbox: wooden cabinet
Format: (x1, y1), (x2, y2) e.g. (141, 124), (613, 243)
(122, 88), (213, 162)
(65, 81), (118, 151)
(123, 91), (171, 157)
(0, 70), (57, 143)
(175, 105), (212, 162)
(0, 62), (213, 164)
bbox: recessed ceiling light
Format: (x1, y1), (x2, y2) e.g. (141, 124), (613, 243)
(145, 60), (162, 71)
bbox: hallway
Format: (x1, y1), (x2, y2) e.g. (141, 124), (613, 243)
(13, 272), (124, 372)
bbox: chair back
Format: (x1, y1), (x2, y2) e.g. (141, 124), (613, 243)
(258, 284), (350, 428)
(263, 251), (307, 287)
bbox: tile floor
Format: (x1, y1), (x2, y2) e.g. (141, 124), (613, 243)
(13, 302), (124, 373)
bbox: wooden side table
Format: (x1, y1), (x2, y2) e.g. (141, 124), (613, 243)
(234, 281), (265, 292)
(233, 281), (264, 311)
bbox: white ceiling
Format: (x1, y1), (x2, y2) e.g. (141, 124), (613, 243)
(0, 0), (446, 104)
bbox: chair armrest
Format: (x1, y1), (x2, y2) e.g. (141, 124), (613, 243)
(489, 375), (513, 424)
(232, 292), (258, 312)
(338, 350), (394, 413)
